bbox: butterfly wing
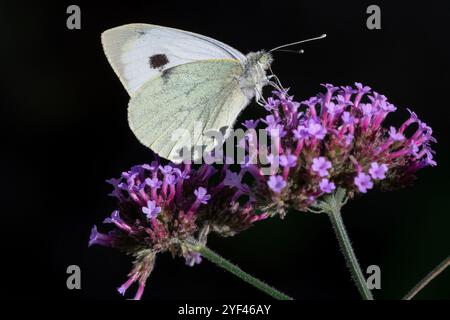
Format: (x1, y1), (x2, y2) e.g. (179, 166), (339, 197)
(102, 23), (246, 96)
(128, 59), (248, 162)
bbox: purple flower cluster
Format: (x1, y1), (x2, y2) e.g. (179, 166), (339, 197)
(252, 83), (436, 212)
(90, 83), (436, 299)
(89, 160), (267, 299)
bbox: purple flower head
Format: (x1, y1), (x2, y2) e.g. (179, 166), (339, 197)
(368, 162), (388, 180)
(268, 175), (286, 193)
(389, 126), (405, 141)
(145, 177), (162, 189)
(311, 157), (332, 177)
(194, 187), (211, 204)
(279, 154), (297, 168)
(307, 121), (327, 140)
(142, 200), (161, 220)
(354, 172), (373, 193)
(319, 178), (336, 194)
(90, 82), (437, 299)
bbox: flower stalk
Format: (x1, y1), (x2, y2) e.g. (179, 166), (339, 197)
(403, 255), (450, 300)
(184, 239), (293, 300)
(313, 188), (374, 300)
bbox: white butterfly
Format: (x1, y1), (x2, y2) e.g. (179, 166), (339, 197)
(102, 23), (323, 163)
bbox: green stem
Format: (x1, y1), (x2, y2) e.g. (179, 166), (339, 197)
(328, 207), (374, 300)
(403, 255), (450, 300)
(184, 239), (293, 300)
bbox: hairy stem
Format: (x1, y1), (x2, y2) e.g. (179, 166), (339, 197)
(328, 208), (373, 300)
(403, 255), (450, 300)
(184, 239), (293, 300)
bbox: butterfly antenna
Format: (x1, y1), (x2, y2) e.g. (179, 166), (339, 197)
(276, 49), (305, 54)
(269, 34), (327, 53)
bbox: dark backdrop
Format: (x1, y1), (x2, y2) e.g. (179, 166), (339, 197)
(1, 0), (449, 300)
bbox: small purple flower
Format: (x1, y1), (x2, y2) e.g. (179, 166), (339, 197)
(104, 210), (132, 232)
(355, 82), (371, 93)
(311, 157), (332, 177)
(407, 108), (418, 122)
(340, 85), (356, 96)
(361, 103), (377, 116)
(194, 187), (211, 204)
(159, 165), (173, 175)
(142, 200), (161, 220)
(185, 252), (202, 267)
(242, 119), (259, 129)
(279, 154), (297, 168)
(368, 162), (388, 180)
(344, 134), (354, 146)
(173, 168), (190, 180)
(268, 124), (287, 137)
(389, 126), (405, 141)
(262, 115), (278, 128)
(302, 96), (319, 107)
(266, 153), (279, 165)
(380, 101), (396, 112)
(354, 172), (373, 193)
(223, 170), (242, 188)
(88, 225), (112, 247)
(319, 178), (336, 193)
(341, 112), (355, 125)
(307, 121), (327, 140)
(293, 125), (310, 140)
(268, 175), (286, 193)
(321, 83), (339, 93)
(164, 174), (177, 185)
(424, 149), (437, 167)
(327, 102), (344, 115)
(264, 97), (280, 111)
(145, 177), (162, 189)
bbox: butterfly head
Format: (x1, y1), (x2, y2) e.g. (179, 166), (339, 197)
(246, 50), (273, 71)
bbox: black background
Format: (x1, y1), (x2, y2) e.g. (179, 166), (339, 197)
(1, 0), (449, 301)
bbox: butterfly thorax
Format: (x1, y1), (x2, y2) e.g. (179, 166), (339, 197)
(239, 51), (273, 101)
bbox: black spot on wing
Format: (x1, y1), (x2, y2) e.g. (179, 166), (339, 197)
(149, 54), (169, 69)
